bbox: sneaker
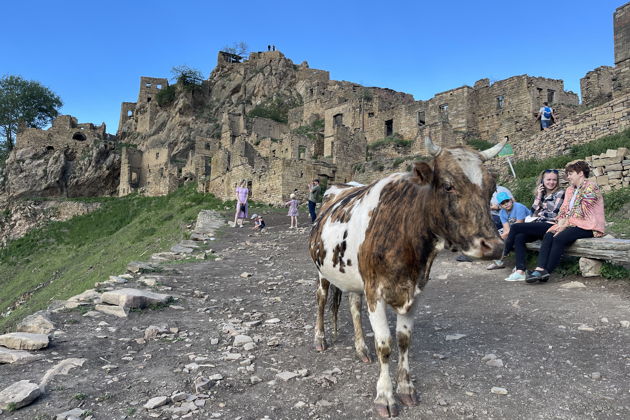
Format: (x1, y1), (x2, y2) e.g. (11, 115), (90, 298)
(525, 269), (550, 283)
(486, 260), (506, 270)
(504, 271), (526, 281)
(456, 254), (473, 262)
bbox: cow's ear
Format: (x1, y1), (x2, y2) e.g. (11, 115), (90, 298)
(412, 161), (433, 184)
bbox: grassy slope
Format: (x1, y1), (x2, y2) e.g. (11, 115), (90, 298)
(0, 185), (227, 332)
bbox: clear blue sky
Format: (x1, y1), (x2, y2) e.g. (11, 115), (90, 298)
(1, 0), (624, 134)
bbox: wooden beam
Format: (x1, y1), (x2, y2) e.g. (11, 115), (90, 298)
(526, 238), (630, 265)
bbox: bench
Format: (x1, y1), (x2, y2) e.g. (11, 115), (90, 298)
(526, 237), (630, 275)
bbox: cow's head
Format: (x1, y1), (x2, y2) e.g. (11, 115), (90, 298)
(413, 136), (505, 259)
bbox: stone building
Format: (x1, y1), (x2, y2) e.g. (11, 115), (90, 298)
(117, 77), (169, 137)
(15, 115), (113, 156)
(118, 145), (181, 196)
(581, 2), (630, 106)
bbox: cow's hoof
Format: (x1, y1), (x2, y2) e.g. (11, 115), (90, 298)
(356, 347), (373, 363)
(374, 402), (399, 418)
(314, 337), (327, 352)
(398, 391), (418, 407)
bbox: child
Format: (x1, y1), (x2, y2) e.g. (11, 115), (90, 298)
(250, 214), (265, 231)
(285, 193), (299, 228)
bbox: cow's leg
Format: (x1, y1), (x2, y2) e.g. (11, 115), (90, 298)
(314, 276), (330, 352)
(368, 299), (398, 417)
(348, 292), (371, 363)
(396, 299), (419, 406)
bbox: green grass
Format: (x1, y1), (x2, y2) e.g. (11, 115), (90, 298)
(0, 184), (224, 332)
(511, 128), (630, 179)
(368, 136), (413, 150)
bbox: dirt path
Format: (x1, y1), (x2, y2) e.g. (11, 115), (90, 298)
(2, 211), (630, 419)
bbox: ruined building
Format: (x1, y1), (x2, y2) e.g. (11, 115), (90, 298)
(580, 2), (630, 106)
(115, 2), (630, 203)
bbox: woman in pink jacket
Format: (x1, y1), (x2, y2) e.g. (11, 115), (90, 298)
(526, 161), (606, 283)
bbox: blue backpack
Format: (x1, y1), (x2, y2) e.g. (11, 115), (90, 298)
(543, 107), (552, 119)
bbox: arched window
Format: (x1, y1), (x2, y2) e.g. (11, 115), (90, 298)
(72, 132), (87, 141)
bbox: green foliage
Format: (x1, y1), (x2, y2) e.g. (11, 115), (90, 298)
(156, 84), (177, 106)
(115, 142), (138, 152)
(513, 128), (630, 178)
(603, 186), (630, 213)
(466, 138), (494, 151)
(0, 75), (63, 150)
(392, 158), (405, 168)
(247, 96), (302, 123)
(6, 402), (17, 412)
(0, 184), (224, 332)
(293, 119), (324, 140)
(171, 66), (204, 92)
(368, 136), (413, 150)
(601, 262), (630, 279)
(74, 393), (88, 401)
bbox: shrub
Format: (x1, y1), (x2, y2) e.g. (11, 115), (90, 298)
(156, 84), (177, 107)
(467, 138), (494, 150)
(293, 119), (324, 140)
(248, 96), (302, 124)
(368, 136), (413, 150)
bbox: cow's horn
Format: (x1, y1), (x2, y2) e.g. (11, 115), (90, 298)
(425, 136), (441, 156)
(479, 137), (508, 161)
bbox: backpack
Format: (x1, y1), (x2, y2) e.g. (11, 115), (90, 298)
(542, 106), (552, 119)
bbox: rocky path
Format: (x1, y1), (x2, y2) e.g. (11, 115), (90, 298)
(1, 211), (630, 419)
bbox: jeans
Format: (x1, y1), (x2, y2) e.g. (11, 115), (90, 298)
(503, 222), (551, 270)
(308, 200), (317, 222)
(537, 227), (593, 273)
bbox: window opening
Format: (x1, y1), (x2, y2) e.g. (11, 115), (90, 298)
(497, 96), (505, 109)
(384, 119), (393, 137)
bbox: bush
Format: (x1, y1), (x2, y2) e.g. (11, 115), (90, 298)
(293, 119), (324, 140)
(467, 138), (494, 150)
(156, 85), (177, 107)
(604, 187), (630, 213)
(368, 136), (413, 150)
(248, 96), (302, 124)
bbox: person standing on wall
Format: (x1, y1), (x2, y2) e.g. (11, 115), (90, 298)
(536, 102), (556, 130)
(307, 179), (321, 223)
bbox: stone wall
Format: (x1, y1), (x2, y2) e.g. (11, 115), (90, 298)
(581, 66), (614, 107)
(614, 3), (630, 97)
(585, 147), (630, 191)
(15, 115), (110, 154)
(510, 92), (630, 161)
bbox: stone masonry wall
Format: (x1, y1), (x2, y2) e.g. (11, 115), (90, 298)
(585, 147), (630, 191)
(614, 3), (630, 97)
(581, 66), (614, 107)
(510, 92), (630, 162)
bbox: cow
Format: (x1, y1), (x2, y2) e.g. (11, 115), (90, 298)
(309, 136), (506, 417)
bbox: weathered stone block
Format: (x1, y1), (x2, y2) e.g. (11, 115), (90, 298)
(579, 257), (602, 277)
(0, 333), (49, 350)
(608, 171), (622, 179)
(0, 347), (42, 364)
(592, 167), (605, 176)
(16, 312), (54, 334)
(95, 304), (129, 318)
(0, 380), (41, 410)
(605, 163), (623, 171)
(596, 175), (609, 185)
(101, 288), (172, 309)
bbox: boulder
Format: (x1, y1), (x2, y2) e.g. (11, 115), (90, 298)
(101, 288), (172, 309)
(0, 347), (42, 364)
(0, 333), (49, 350)
(127, 261), (159, 274)
(0, 380), (41, 410)
(579, 257), (602, 277)
(94, 304), (129, 318)
(16, 312), (54, 334)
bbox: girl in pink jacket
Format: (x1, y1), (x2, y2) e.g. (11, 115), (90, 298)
(526, 160), (605, 283)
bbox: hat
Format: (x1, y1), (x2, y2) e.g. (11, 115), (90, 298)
(496, 192), (511, 204)
(250, 213), (258, 219)
(290, 193), (296, 199)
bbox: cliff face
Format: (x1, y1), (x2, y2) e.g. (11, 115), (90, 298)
(117, 52), (311, 160)
(1, 143), (120, 199)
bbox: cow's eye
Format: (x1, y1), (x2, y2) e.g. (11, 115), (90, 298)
(444, 184), (454, 192)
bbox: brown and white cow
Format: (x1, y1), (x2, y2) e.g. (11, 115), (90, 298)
(309, 136), (505, 417)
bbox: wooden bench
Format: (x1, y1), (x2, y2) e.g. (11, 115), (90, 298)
(526, 237), (630, 269)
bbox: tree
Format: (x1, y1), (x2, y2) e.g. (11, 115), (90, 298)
(170, 65), (204, 90)
(0, 75), (63, 151)
(221, 41), (249, 57)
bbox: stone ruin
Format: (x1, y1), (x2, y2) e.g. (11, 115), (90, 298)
(4, 3), (628, 205)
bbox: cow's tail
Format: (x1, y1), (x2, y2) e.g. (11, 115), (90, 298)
(328, 284), (342, 337)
